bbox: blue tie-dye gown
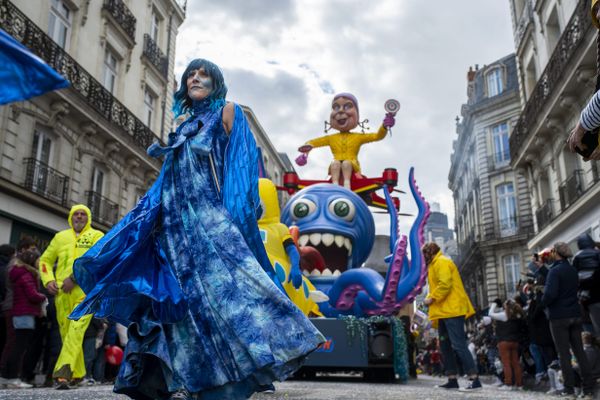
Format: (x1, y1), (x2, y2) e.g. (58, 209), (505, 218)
(71, 101), (324, 399)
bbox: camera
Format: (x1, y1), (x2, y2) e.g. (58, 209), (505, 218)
(574, 129), (599, 158)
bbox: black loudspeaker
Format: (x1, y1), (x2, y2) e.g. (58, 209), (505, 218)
(368, 322), (394, 363)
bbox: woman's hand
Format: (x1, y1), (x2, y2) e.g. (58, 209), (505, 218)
(567, 121), (586, 152)
(222, 102), (234, 134)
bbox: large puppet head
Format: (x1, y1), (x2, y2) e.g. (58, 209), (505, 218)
(173, 59), (227, 116)
(330, 93), (359, 132)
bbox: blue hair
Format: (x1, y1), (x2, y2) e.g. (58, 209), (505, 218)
(173, 59), (228, 117)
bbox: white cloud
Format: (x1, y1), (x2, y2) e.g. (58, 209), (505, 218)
(175, 0), (515, 237)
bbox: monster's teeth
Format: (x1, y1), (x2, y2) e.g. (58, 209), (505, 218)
(321, 233), (334, 247)
(334, 235), (345, 247)
(310, 269), (321, 277)
(344, 238), (351, 251)
(333, 270), (341, 277)
(299, 235), (309, 247)
(309, 233), (322, 246)
(348, 244), (352, 257)
(322, 268), (333, 276)
(302, 270), (310, 277)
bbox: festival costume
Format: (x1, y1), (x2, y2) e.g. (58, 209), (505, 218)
(305, 125), (387, 173)
(39, 204), (104, 380)
(70, 101), (324, 400)
(258, 179), (323, 317)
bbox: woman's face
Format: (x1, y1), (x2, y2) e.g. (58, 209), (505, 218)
(187, 67), (213, 101)
(330, 96), (358, 132)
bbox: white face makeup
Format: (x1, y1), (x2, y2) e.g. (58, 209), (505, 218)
(186, 67), (213, 101)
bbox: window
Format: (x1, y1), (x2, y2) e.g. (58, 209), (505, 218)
(151, 10), (160, 42)
(31, 128), (54, 193)
(144, 88), (156, 129)
(103, 49), (118, 94)
(503, 254), (521, 297)
(486, 68), (503, 97)
(492, 122), (510, 165)
(497, 183), (517, 236)
(92, 167), (105, 195)
(48, 0), (72, 49)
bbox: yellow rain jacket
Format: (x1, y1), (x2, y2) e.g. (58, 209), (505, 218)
(592, 0), (599, 29)
(39, 204), (104, 380)
(426, 251), (475, 327)
(305, 125), (387, 173)
(258, 179), (322, 317)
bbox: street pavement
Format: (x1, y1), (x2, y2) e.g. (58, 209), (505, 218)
(0, 375), (572, 399)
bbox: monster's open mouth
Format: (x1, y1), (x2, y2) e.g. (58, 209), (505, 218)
(298, 232), (352, 278)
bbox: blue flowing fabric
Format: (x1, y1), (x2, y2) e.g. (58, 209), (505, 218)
(0, 28), (69, 104)
(71, 101), (324, 400)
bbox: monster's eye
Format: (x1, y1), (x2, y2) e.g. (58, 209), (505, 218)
(328, 198), (355, 221)
(292, 199), (317, 219)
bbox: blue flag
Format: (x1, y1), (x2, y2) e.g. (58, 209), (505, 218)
(0, 28), (69, 105)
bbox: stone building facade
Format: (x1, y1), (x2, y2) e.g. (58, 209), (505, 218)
(508, 0), (600, 251)
(449, 54), (533, 310)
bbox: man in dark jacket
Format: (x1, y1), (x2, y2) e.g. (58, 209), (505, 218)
(543, 242), (594, 398)
(572, 233), (600, 337)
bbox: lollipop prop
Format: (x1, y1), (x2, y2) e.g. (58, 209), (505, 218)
(383, 99), (400, 136)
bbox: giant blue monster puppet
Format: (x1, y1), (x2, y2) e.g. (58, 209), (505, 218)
(281, 168), (430, 317)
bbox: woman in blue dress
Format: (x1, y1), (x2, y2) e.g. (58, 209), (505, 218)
(70, 59), (325, 400)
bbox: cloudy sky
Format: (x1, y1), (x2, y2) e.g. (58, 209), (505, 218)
(174, 1), (516, 235)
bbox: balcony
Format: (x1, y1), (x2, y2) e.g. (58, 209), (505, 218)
(509, 0), (592, 163)
(22, 158), (69, 207)
(535, 199), (554, 231)
(480, 216), (533, 241)
(143, 34), (168, 79)
(0, 1), (161, 154)
(558, 169), (584, 211)
(86, 191), (119, 226)
(102, 0), (136, 43)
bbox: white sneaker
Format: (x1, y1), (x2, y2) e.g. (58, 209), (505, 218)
(6, 378), (33, 389)
(497, 384), (512, 391)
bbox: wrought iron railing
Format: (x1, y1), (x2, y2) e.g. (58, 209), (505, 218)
(558, 169), (584, 211)
(481, 216), (534, 240)
(102, 0), (136, 42)
(143, 33), (168, 78)
(514, 0), (533, 48)
(509, 0), (592, 162)
(0, 0), (162, 153)
(535, 199), (554, 231)
(23, 158), (69, 206)
(86, 191), (119, 226)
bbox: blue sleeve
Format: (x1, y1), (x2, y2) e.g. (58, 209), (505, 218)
(284, 242), (300, 270)
(581, 91), (600, 131)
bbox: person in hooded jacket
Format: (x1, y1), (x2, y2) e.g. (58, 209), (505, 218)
(6, 246), (45, 388)
(38, 205), (103, 389)
(572, 233), (600, 337)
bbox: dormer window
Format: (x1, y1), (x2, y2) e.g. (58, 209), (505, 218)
(486, 68), (504, 97)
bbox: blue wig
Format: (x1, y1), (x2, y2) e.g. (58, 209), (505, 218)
(173, 59), (228, 117)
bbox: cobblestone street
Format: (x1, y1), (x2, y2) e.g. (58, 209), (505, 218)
(0, 375), (571, 400)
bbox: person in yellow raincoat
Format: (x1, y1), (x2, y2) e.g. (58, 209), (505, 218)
(296, 93), (394, 189)
(39, 204), (103, 389)
(422, 242), (481, 391)
(258, 178), (324, 317)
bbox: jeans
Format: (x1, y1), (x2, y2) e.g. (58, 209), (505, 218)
(529, 343), (545, 374)
(82, 337), (96, 379)
(588, 303), (600, 338)
(549, 317), (594, 393)
(438, 316), (477, 376)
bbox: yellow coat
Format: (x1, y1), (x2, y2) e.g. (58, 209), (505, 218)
(39, 204), (104, 289)
(306, 125), (387, 173)
(426, 251), (475, 326)
(592, 0), (599, 29)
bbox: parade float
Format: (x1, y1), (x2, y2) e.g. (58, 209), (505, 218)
(270, 94), (431, 382)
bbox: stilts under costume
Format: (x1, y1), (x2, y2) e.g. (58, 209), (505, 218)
(70, 99), (324, 399)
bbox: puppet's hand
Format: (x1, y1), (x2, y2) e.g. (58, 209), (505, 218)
(383, 113), (395, 129)
(288, 265), (303, 289)
(295, 153), (308, 166)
